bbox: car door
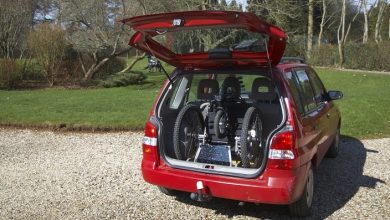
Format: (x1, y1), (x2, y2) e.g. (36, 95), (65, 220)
(293, 68), (324, 166)
(305, 67), (339, 153)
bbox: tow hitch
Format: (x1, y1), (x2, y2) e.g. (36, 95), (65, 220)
(190, 181), (212, 202)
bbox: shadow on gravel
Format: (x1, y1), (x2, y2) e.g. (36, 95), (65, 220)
(174, 136), (385, 219)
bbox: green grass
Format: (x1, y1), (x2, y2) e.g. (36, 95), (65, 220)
(0, 85), (161, 130)
(0, 64), (389, 138)
(316, 69), (390, 138)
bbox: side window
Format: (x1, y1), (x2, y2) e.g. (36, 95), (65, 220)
(285, 71), (305, 115)
(295, 69), (317, 113)
(306, 68), (326, 104)
(169, 77), (189, 109)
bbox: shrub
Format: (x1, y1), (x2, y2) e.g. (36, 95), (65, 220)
(285, 35), (307, 57)
(344, 42), (390, 71)
(310, 44), (339, 67)
(0, 59), (22, 89)
(77, 53), (127, 80)
(310, 42), (390, 71)
(15, 59), (45, 81)
(93, 57), (127, 79)
(101, 71), (147, 88)
(27, 23), (68, 86)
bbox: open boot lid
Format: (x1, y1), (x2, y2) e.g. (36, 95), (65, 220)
(122, 11), (287, 69)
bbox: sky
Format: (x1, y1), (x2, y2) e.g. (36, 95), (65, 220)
(236, 0), (248, 9)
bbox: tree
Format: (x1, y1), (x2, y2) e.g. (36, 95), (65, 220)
(337, 0), (361, 66)
(56, 0), (136, 80)
(374, 0), (386, 43)
(0, 0), (35, 58)
(247, 0), (307, 36)
(307, 0), (314, 59)
(27, 23), (67, 86)
(318, 0), (327, 46)
(362, 0), (369, 43)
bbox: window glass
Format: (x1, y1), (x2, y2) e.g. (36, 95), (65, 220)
(295, 69), (317, 112)
(306, 69), (326, 104)
(285, 71), (304, 114)
(180, 73), (273, 103)
(169, 77), (188, 109)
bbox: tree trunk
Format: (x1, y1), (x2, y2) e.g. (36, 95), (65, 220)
(318, 0), (327, 47)
(362, 0), (369, 44)
(307, 0), (314, 60)
(338, 43), (344, 66)
(337, 0), (346, 67)
(375, 0), (385, 43)
(84, 57), (110, 80)
(120, 53), (146, 73)
(82, 47), (134, 80)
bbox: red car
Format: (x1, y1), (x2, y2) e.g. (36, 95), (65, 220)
(122, 11), (343, 217)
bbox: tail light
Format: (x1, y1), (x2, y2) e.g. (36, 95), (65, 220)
(142, 120), (159, 161)
(267, 98), (298, 170)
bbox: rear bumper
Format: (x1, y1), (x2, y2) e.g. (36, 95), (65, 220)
(141, 159), (309, 205)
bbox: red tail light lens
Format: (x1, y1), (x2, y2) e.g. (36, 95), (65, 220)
(267, 98), (298, 170)
(142, 120), (158, 161)
(268, 131), (297, 170)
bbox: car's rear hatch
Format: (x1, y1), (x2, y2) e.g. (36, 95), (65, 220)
(121, 11), (287, 69)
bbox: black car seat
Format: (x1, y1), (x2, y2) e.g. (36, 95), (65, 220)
(251, 78), (282, 137)
(218, 76), (247, 138)
(197, 79), (219, 101)
(221, 76), (241, 101)
(197, 79), (219, 120)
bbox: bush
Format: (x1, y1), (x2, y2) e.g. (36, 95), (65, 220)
(15, 59), (45, 81)
(285, 35), (307, 57)
(93, 57), (127, 79)
(101, 71), (147, 88)
(344, 42), (390, 71)
(27, 23), (68, 86)
(77, 53), (127, 80)
(310, 42), (390, 71)
(0, 59), (22, 89)
(310, 45), (339, 67)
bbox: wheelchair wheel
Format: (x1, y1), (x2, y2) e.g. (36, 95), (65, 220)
(173, 104), (205, 160)
(214, 110), (228, 139)
(240, 107), (263, 168)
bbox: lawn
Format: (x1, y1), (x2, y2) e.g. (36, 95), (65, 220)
(316, 69), (390, 138)
(0, 84), (161, 131)
(0, 63), (389, 138)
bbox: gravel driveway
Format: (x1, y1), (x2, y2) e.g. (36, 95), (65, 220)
(0, 128), (389, 219)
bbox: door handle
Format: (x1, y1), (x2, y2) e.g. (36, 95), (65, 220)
(326, 113), (331, 118)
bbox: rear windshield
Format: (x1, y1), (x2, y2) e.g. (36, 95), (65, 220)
(152, 28), (269, 54)
(168, 72), (276, 110)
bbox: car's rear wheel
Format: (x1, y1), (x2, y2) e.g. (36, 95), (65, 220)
(289, 167), (314, 217)
(240, 107), (263, 168)
(326, 125), (340, 158)
(173, 104), (204, 160)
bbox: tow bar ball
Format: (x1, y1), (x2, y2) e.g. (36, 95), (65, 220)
(190, 181), (212, 202)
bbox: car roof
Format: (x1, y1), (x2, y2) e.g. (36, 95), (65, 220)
(276, 63), (308, 72)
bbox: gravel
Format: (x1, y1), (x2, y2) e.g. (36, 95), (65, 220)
(0, 128), (389, 219)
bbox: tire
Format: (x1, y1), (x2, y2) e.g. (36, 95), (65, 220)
(326, 125), (340, 158)
(214, 110), (228, 139)
(240, 107), (263, 168)
(158, 186), (182, 196)
(173, 104), (204, 160)
(289, 167), (314, 217)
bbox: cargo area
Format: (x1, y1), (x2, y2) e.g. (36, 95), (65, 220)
(156, 70), (285, 176)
